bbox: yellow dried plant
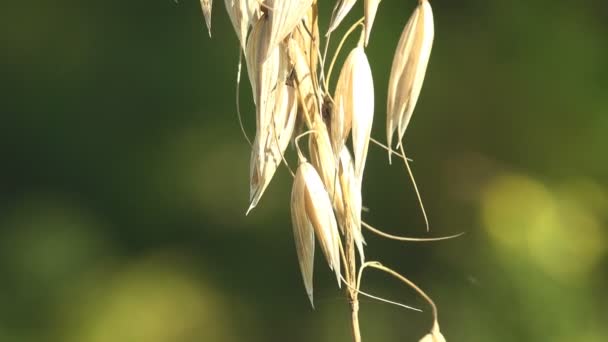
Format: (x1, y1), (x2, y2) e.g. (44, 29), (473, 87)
(196, 1), (460, 341)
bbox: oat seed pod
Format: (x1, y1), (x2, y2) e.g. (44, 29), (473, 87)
(200, 0), (213, 37)
(248, 81), (298, 213)
(291, 162), (342, 290)
(264, 0), (314, 61)
(335, 45), (374, 181)
(309, 121), (344, 217)
(327, 0), (357, 35)
(386, 0), (434, 160)
(290, 164), (316, 306)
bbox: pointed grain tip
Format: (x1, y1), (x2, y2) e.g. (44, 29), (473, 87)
(307, 292), (315, 309)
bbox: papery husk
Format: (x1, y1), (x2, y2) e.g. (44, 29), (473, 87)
(334, 45), (374, 181)
(263, 0), (314, 61)
(201, 0), (213, 37)
(291, 165), (316, 307)
(308, 120), (344, 220)
(287, 38), (321, 126)
(338, 147), (365, 262)
(248, 46), (295, 212)
(327, 0), (357, 35)
(386, 0), (434, 161)
(363, 0), (381, 46)
(224, 0), (260, 50)
(292, 162), (342, 288)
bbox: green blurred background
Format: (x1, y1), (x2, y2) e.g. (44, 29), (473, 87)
(2, 0), (607, 341)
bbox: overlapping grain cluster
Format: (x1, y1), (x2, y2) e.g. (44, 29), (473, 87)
(199, 1), (447, 341)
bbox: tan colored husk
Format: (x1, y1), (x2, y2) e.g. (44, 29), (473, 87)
(246, 17), (280, 125)
(331, 47), (354, 157)
(287, 38), (321, 126)
(308, 120), (344, 219)
(248, 80), (298, 212)
(264, 0), (314, 61)
(292, 162), (342, 288)
(347, 45), (374, 181)
(291, 163), (316, 306)
(338, 147), (365, 262)
(386, 0), (434, 161)
(419, 322), (446, 342)
(248, 43), (294, 212)
(327, 0), (358, 35)
(224, 0), (260, 50)
(197, 1), (451, 340)
(363, 0), (381, 46)
(201, 0), (213, 37)
(291, 4), (320, 87)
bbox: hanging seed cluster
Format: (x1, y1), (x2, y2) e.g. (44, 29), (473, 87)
(199, 0), (448, 341)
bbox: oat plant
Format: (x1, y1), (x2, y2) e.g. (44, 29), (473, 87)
(198, 0), (459, 340)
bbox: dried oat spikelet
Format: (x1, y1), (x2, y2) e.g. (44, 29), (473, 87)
(248, 78), (297, 212)
(246, 17), (279, 124)
(264, 0), (314, 61)
(308, 121), (344, 217)
(335, 42), (374, 180)
(327, 0), (357, 35)
(349, 46), (374, 181)
(291, 161), (342, 295)
(386, 0), (434, 161)
(224, 0), (260, 50)
(200, 0), (213, 37)
(291, 165), (316, 306)
(338, 147), (365, 262)
(291, 4), (320, 83)
(331, 52), (353, 157)
(363, 0), (381, 46)
(287, 38), (321, 125)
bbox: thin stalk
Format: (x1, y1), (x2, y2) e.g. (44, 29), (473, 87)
(362, 221), (464, 242)
(236, 48), (252, 146)
(399, 143), (430, 232)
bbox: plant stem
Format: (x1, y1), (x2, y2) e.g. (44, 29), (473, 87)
(344, 203), (361, 342)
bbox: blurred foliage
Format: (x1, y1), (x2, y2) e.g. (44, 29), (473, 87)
(1, 0), (607, 341)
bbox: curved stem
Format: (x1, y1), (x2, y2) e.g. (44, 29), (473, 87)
(357, 262), (439, 324)
(362, 221), (464, 242)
